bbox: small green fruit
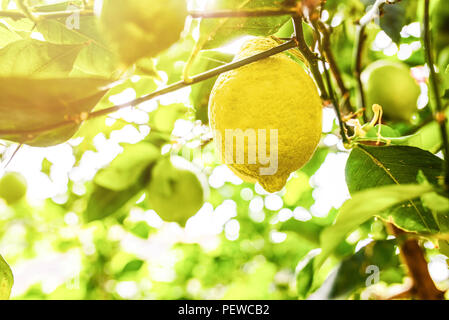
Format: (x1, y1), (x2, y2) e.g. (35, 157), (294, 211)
(100, 0), (188, 66)
(0, 172), (27, 205)
(362, 60), (421, 122)
(146, 157), (205, 227)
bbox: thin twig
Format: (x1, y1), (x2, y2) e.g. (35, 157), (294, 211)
(309, 19), (348, 143)
(354, 24), (368, 123)
(318, 21), (354, 114)
(423, 0), (449, 188)
(0, 40), (298, 139)
(292, 16), (328, 100)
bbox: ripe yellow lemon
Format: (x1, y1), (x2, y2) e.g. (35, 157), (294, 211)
(100, 0), (187, 66)
(208, 37), (322, 193)
(0, 172), (27, 205)
(146, 157), (205, 227)
(362, 60), (421, 122)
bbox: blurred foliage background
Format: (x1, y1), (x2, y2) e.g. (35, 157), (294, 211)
(0, 0), (448, 300)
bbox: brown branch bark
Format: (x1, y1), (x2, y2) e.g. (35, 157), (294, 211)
(389, 225), (445, 300)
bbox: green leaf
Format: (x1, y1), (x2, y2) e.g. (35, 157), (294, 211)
(295, 250), (320, 299)
(119, 259), (144, 276)
(443, 89), (449, 100)
(280, 219), (322, 245)
(95, 142), (160, 191)
(326, 240), (403, 299)
(130, 222), (152, 239)
(316, 184), (434, 268)
(199, 0), (291, 49)
(0, 255), (13, 300)
(363, 0), (416, 43)
(346, 145), (442, 233)
(189, 50), (234, 123)
(0, 77), (112, 147)
(421, 192), (449, 232)
(0, 22), (22, 48)
(85, 159), (155, 222)
(36, 17), (119, 78)
(85, 183), (144, 223)
(0, 39), (85, 77)
(156, 38), (196, 84)
(379, 2), (408, 43)
(149, 103), (189, 133)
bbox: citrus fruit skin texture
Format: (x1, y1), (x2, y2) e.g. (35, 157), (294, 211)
(209, 37), (322, 193)
(100, 0), (187, 66)
(362, 60), (420, 122)
(0, 172), (27, 205)
(146, 158), (204, 227)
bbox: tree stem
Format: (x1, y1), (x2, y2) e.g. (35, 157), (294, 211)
(423, 0), (449, 188)
(354, 24), (368, 123)
(389, 225), (445, 300)
(309, 19), (349, 143)
(292, 16), (328, 100)
(318, 21), (354, 114)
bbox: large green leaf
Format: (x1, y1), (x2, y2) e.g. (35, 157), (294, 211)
(36, 17), (118, 78)
(325, 240), (403, 299)
(0, 77), (112, 146)
(0, 39), (85, 77)
(0, 255), (13, 300)
(94, 142), (160, 191)
(199, 0), (291, 49)
(362, 0), (417, 43)
(346, 145), (442, 233)
(0, 23), (22, 48)
(85, 164), (154, 222)
(316, 184), (434, 268)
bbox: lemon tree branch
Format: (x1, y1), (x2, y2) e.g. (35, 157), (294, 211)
(423, 0), (449, 188)
(308, 19), (349, 143)
(292, 16), (328, 101)
(317, 20), (354, 115)
(354, 24), (368, 123)
(389, 224), (445, 300)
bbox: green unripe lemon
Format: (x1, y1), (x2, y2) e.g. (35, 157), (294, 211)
(146, 157), (205, 227)
(0, 172), (27, 205)
(362, 60), (421, 122)
(100, 0), (188, 66)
